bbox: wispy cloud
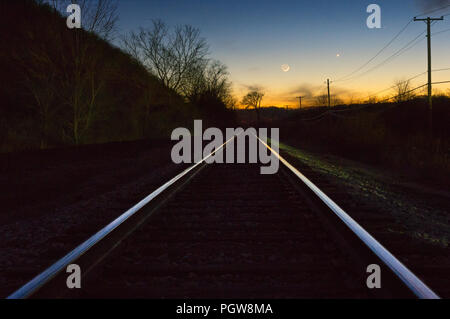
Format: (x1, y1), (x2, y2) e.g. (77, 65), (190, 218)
(285, 83), (322, 98)
(415, 0), (450, 12)
(247, 67), (260, 73)
(267, 83), (357, 106)
(241, 84), (266, 92)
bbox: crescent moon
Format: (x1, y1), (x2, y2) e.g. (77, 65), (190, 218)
(281, 64), (290, 72)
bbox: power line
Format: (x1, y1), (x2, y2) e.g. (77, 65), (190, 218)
(377, 83), (428, 103)
(433, 27), (450, 35)
(415, 4), (450, 17)
(339, 23), (440, 83)
(301, 68), (450, 121)
(316, 10), (449, 117)
(365, 71), (427, 99)
(300, 76), (450, 123)
(354, 31), (427, 78)
(347, 19), (443, 104)
(338, 30), (427, 82)
(373, 80), (450, 104)
(333, 5), (449, 83)
(334, 20), (413, 82)
(414, 16), (444, 135)
(301, 82), (428, 122)
(365, 68), (450, 100)
(432, 80), (450, 85)
(432, 67), (450, 72)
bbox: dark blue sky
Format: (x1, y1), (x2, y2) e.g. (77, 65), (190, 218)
(115, 0), (450, 105)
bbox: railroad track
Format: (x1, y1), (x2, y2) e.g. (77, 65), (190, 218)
(7, 135), (439, 299)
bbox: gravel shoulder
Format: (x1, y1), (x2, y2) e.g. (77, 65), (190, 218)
(279, 141), (450, 297)
(279, 142), (450, 247)
(0, 140), (182, 297)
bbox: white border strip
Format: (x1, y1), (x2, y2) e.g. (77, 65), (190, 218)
(256, 136), (439, 299)
(7, 136), (235, 299)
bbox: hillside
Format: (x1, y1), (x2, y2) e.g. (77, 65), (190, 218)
(0, 1), (205, 152)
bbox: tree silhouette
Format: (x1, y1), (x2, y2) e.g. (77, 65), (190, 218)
(242, 90), (264, 124)
(393, 79), (415, 103)
(40, 0), (119, 40)
(122, 20), (209, 95)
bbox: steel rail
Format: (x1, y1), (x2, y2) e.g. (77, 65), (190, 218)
(256, 136), (440, 299)
(7, 135), (236, 299)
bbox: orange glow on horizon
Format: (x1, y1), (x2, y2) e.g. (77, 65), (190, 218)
(234, 84), (450, 109)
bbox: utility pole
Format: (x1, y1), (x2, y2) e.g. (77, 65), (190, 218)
(327, 79), (331, 107)
(296, 96), (304, 108)
(414, 16), (444, 135)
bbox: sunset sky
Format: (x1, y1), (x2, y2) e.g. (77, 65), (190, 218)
(115, 0), (450, 107)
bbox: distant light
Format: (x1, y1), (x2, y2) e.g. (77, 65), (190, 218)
(336, 53), (341, 57)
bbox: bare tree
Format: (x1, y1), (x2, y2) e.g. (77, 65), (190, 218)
(40, 0), (66, 12)
(11, 7), (64, 148)
(42, 0), (119, 40)
(331, 95), (344, 106)
(14, 43), (58, 148)
(366, 96), (378, 104)
(242, 90), (264, 124)
(83, 0), (118, 40)
(183, 60), (232, 104)
(11, 3), (104, 145)
(348, 95), (355, 106)
(315, 93), (342, 107)
(224, 95), (238, 110)
(393, 79), (415, 103)
(65, 40), (105, 144)
(181, 59), (210, 101)
(315, 94), (328, 106)
(47, 18), (107, 144)
(206, 61), (233, 102)
(122, 20), (209, 94)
